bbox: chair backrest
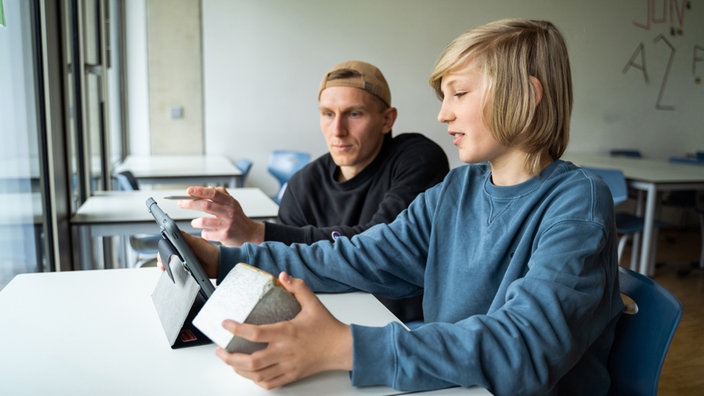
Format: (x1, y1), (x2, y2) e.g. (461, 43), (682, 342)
(114, 170), (140, 191)
(608, 266), (682, 396)
(267, 150), (310, 187)
(274, 181), (288, 204)
(583, 167), (629, 206)
(233, 158), (254, 186)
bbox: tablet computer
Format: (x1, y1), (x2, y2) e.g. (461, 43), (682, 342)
(146, 197), (215, 299)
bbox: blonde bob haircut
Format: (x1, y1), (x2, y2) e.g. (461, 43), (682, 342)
(429, 19), (573, 175)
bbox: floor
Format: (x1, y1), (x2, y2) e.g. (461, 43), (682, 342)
(624, 226), (704, 395)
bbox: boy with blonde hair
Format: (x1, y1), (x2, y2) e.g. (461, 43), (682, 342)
(170, 19), (622, 394)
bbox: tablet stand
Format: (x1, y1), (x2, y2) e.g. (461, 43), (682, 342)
(151, 256), (212, 349)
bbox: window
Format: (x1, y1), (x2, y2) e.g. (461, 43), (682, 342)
(0, 0), (127, 288)
(0, 0), (50, 288)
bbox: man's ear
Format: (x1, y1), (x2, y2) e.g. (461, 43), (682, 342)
(382, 107), (398, 134)
(529, 76), (543, 107)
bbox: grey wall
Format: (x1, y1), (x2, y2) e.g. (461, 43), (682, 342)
(126, 0), (149, 155)
(132, 0), (704, 196)
(147, 0), (204, 154)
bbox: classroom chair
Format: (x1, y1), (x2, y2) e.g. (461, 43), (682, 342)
(113, 170), (139, 191)
(275, 182), (288, 205)
(113, 170), (161, 267)
(583, 167), (664, 270)
(267, 150), (310, 203)
(609, 149), (642, 201)
(608, 266), (682, 396)
(233, 158), (254, 186)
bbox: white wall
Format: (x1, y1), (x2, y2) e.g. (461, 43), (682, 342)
(147, 0), (204, 155)
(161, 0), (702, 196)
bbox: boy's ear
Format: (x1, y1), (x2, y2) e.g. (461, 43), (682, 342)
(529, 76), (543, 107)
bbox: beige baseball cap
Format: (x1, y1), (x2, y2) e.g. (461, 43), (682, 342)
(318, 60), (391, 107)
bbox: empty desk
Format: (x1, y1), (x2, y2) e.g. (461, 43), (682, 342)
(114, 155), (243, 187)
(70, 188), (279, 268)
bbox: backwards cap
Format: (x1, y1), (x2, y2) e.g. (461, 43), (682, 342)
(318, 60), (391, 107)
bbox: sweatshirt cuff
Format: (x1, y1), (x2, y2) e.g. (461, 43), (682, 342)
(350, 324), (397, 387)
(216, 245), (244, 284)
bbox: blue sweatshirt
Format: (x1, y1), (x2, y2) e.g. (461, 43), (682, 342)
(218, 160), (623, 395)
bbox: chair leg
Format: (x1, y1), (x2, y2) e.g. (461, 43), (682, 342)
(646, 228), (660, 276)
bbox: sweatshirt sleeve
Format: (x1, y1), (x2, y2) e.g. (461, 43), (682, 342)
(217, 184), (441, 294)
(349, 218), (621, 394)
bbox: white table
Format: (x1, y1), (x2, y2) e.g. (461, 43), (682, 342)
(114, 155), (243, 187)
(71, 188), (278, 237)
(565, 153), (704, 275)
(70, 188), (279, 268)
(0, 269), (489, 396)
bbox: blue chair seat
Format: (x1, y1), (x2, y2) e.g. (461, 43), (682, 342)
(267, 150), (310, 203)
(615, 212), (646, 234)
(112, 171), (160, 267)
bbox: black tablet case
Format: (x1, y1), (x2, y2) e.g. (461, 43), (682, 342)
(151, 254), (212, 349)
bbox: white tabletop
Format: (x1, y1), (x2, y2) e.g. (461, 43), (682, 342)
(565, 153), (704, 185)
(0, 269), (489, 396)
(70, 187), (278, 235)
(114, 155), (242, 186)
(69, 188), (279, 270)
(565, 153), (704, 275)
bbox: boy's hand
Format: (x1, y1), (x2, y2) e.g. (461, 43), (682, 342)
(214, 273), (353, 389)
